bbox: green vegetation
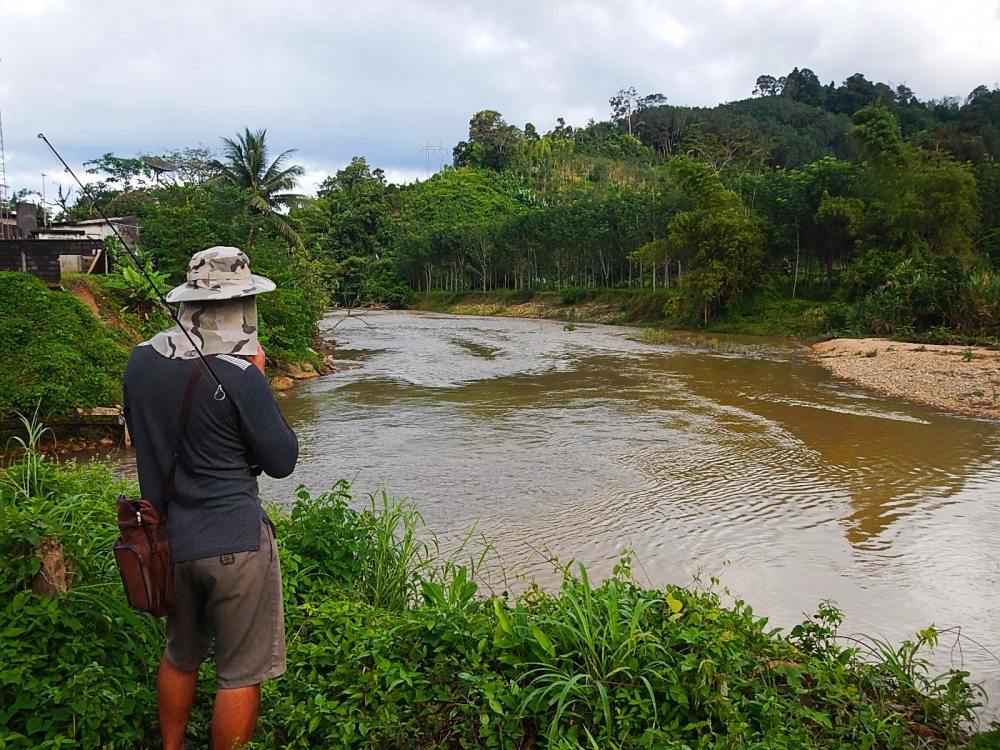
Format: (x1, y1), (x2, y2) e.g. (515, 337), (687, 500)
(0, 236), (322, 420)
(43, 69), (999, 350)
(209, 127), (307, 245)
(0, 131), (329, 418)
(702, 296), (846, 339)
(12, 76), (999, 416)
(0, 272), (129, 417)
(2, 443), (999, 748)
(282, 70), (999, 342)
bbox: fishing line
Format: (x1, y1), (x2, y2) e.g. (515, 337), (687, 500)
(37, 133), (227, 401)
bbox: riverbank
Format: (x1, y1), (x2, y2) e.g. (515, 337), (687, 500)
(411, 288), (674, 325)
(0, 271), (330, 441)
(64, 275), (335, 391)
(813, 338), (1000, 420)
(3, 449), (999, 748)
(411, 288), (843, 338)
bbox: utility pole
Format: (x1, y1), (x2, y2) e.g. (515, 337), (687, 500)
(0, 57), (10, 240)
(420, 141), (449, 178)
(0, 108), (10, 239)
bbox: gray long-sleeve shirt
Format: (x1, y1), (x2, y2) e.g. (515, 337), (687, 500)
(123, 344), (298, 563)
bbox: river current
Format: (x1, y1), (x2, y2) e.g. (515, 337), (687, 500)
(239, 311), (1000, 704)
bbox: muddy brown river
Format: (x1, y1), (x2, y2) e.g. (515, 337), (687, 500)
(129, 310), (1000, 704)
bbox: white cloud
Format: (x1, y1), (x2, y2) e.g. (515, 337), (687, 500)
(382, 167), (428, 186)
(297, 164), (332, 196)
(292, 161), (432, 194)
(0, 0), (997, 199)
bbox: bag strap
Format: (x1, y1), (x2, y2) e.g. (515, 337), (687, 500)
(162, 359), (207, 503)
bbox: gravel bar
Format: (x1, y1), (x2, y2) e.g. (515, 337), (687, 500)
(812, 338), (1000, 420)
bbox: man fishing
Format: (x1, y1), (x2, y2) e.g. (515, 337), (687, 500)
(123, 246), (298, 750)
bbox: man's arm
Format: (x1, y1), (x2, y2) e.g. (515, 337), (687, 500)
(235, 362), (299, 478)
(123, 354), (135, 446)
(123, 383), (132, 440)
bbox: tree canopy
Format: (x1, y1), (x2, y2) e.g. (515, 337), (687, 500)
(64, 66), (1000, 338)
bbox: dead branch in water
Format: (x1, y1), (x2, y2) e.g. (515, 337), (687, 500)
(322, 302), (377, 334)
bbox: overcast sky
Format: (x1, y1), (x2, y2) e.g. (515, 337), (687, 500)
(1, 0), (998, 200)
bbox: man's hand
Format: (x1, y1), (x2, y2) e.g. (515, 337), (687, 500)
(244, 342), (266, 375)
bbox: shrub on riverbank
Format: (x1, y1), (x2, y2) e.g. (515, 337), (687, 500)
(1, 212), (327, 419)
(411, 288), (675, 326)
(412, 287), (1000, 346)
(1, 449), (996, 748)
(703, 293), (849, 338)
(0, 272), (130, 418)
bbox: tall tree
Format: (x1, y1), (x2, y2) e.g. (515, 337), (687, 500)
(665, 158), (765, 323)
(210, 128), (305, 243)
(753, 75), (782, 97)
(781, 68), (825, 107)
(298, 157), (401, 303)
(452, 111), (523, 171)
(609, 87), (640, 136)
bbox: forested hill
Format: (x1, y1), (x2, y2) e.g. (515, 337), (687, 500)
(633, 69), (1000, 168)
(290, 68), (998, 340)
(51, 66), (1000, 348)
(448, 68), (999, 174)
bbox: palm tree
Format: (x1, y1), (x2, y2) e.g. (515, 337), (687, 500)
(211, 128), (305, 244)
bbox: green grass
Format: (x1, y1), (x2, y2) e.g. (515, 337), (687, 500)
(704, 295), (848, 339)
(0, 269), (328, 424)
(2, 444), (999, 748)
(412, 288), (846, 338)
(411, 288), (676, 325)
(0, 272), (131, 419)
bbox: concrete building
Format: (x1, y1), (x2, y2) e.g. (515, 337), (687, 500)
(41, 216), (139, 248)
(0, 203), (108, 283)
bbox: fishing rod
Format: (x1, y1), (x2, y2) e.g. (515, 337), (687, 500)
(37, 133), (227, 401)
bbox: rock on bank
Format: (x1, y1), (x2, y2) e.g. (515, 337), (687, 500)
(812, 338), (1000, 420)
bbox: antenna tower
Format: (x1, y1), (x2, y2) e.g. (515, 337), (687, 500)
(420, 141), (450, 177)
(0, 108), (11, 239)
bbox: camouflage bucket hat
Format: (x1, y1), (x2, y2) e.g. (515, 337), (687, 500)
(165, 246), (276, 303)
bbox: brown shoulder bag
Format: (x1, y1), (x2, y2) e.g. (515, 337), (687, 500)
(114, 360), (205, 617)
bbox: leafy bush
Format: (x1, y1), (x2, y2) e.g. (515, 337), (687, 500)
(0, 454), (161, 749)
(1, 449), (995, 749)
(560, 288), (596, 305)
(851, 255), (975, 334)
(276, 482), (435, 610)
(257, 286), (323, 362)
(359, 257), (414, 309)
(101, 239), (171, 307)
(968, 270), (1000, 336)
(704, 293), (849, 338)
(0, 272), (129, 418)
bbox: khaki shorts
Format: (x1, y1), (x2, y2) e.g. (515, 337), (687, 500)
(165, 520), (286, 689)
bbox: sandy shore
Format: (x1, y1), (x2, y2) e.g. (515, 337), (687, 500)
(812, 338), (1000, 420)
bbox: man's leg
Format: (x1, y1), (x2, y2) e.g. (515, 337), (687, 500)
(208, 522), (284, 749)
(158, 651), (198, 750)
(211, 684), (260, 750)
